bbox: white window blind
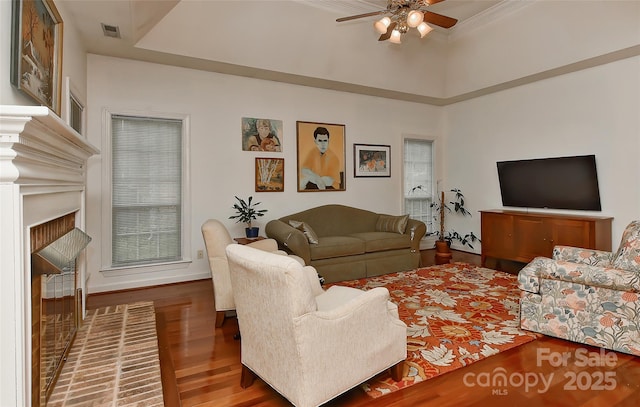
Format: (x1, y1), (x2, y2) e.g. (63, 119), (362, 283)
(111, 115), (182, 266)
(404, 139), (434, 232)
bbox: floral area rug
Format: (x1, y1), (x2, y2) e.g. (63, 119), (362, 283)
(331, 262), (539, 398)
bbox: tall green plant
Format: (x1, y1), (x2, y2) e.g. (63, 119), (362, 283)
(229, 196), (267, 229)
(429, 188), (480, 249)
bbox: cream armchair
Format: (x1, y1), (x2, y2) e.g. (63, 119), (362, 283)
(202, 219), (291, 327)
(226, 244), (407, 407)
(518, 220), (640, 356)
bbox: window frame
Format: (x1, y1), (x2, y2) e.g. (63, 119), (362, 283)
(402, 136), (436, 240)
(100, 108), (191, 273)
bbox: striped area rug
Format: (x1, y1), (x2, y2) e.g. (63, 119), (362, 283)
(48, 302), (164, 406)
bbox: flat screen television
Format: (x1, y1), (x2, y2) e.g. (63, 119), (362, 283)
(496, 155), (602, 211)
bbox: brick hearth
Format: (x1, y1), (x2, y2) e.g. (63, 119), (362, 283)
(47, 302), (163, 407)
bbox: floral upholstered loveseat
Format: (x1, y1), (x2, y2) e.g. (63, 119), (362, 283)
(518, 221), (640, 356)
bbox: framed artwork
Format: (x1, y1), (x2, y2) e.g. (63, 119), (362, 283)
(10, 0), (64, 115)
(255, 158), (284, 192)
(296, 121), (346, 192)
(241, 117), (283, 151)
(63, 76), (86, 136)
(354, 144), (391, 177)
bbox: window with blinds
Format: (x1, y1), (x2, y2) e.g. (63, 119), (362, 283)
(111, 115), (183, 266)
(404, 139), (434, 233)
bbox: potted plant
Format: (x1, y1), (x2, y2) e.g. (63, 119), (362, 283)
(429, 188), (481, 264)
(229, 196), (268, 238)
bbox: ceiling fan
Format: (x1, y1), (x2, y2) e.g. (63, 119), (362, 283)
(336, 0), (458, 43)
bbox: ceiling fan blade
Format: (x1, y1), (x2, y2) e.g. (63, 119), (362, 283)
(423, 11), (458, 29)
(336, 10), (386, 23)
(424, 0), (446, 5)
(378, 21), (397, 41)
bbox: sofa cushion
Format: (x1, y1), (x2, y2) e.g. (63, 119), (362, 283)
(612, 220), (640, 272)
(376, 214), (409, 234)
(288, 220), (319, 244)
(348, 232), (411, 253)
(310, 236), (365, 260)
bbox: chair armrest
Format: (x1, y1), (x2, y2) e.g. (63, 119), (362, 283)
(302, 265), (324, 297)
(552, 245), (614, 266)
(209, 257), (235, 311)
(297, 287), (406, 358)
(311, 287), (403, 323)
(519, 256), (640, 293)
(265, 219), (311, 264)
(406, 219), (427, 252)
(518, 256), (547, 293)
(246, 238), (279, 252)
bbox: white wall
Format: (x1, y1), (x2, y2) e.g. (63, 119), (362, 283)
(444, 56), (640, 251)
(445, 1), (640, 96)
(85, 54), (443, 293)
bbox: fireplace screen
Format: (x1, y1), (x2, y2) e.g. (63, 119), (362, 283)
(32, 227), (91, 406)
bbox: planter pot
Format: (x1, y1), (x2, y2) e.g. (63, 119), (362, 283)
(435, 240), (452, 265)
(245, 227), (259, 238)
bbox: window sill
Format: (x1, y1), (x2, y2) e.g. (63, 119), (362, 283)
(100, 259), (192, 277)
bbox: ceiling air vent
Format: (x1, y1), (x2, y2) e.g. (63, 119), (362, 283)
(101, 23), (121, 39)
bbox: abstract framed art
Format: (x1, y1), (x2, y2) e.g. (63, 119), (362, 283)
(354, 144), (390, 177)
(11, 0), (64, 115)
(296, 121), (346, 192)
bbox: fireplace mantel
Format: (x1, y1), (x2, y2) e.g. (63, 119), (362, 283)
(0, 105), (99, 185)
(0, 106), (99, 407)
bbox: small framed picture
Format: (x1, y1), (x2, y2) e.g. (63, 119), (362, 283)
(354, 144), (390, 177)
(242, 117), (283, 152)
(255, 158), (284, 192)
(296, 121), (346, 191)
(10, 0), (64, 115)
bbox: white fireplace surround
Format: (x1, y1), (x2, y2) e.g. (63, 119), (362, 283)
(0, 106), (99, 407)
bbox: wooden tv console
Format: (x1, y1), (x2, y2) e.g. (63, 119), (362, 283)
(480, 209), (613, 267)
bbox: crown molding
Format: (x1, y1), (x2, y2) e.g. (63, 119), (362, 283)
(443, 44), (640, 105)
(448, 0), (533, 41)
(102, 42), (639, 108)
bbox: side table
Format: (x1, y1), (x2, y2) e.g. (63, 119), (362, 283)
(233, 236), (266, 245)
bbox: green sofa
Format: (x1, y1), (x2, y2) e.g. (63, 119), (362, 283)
(265, 204), (426, 283)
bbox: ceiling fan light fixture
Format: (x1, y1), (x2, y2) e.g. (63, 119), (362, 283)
(336, 1), (458, 45)
(389, 29), (402, 44)
(373, 16), (391, 34)
(406, 10), (424, 28)
(417, 22), (434, 38)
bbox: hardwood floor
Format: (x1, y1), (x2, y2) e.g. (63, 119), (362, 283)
(86, 251), (640, 407)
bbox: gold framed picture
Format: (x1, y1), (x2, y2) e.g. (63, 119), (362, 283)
(10, 0), (64, 115)
(255, 158), (284, 192)
(296, 121), (346, 192)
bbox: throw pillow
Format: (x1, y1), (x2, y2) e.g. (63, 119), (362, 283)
(612, 220), (640, 271)
(288, 220), (319, 244)
(376, 214), (410, 234)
